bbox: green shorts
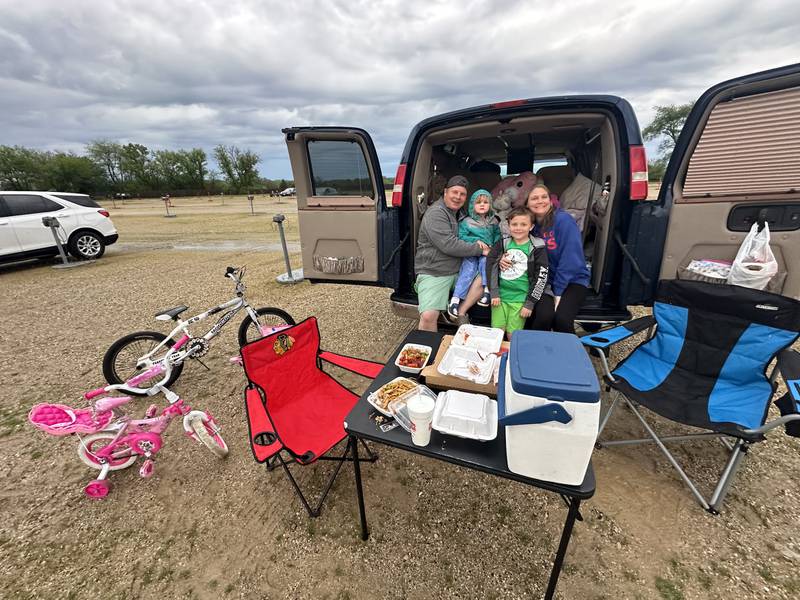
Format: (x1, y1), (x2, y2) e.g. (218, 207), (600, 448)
(491, 301), (527, 335)
(415, 273), (457, 313)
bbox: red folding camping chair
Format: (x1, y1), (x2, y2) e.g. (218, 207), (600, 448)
(240, 316), (382, 517)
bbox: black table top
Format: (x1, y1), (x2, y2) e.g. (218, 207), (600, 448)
(344, 329), (596, 500)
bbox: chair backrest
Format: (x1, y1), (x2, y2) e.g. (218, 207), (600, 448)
(615, 280), (800, 431)
(241, 317), (322, 417)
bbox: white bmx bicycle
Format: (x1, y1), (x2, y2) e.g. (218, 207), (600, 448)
(102, 266), (295, 394)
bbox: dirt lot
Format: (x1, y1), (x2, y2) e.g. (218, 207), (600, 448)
(1, 195), (799, 599)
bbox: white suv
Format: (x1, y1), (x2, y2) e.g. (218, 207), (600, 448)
(0, 192), (118, 262)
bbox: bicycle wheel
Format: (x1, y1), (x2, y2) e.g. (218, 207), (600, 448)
(237, 307), (295, 347)
(102, 331), (184, 395)
(78, 433), (137, 470)
(189, 416), (229, 458)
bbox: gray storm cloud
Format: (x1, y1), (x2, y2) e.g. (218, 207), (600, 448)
(0, 0), (798, 177)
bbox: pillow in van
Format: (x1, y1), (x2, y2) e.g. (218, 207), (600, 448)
(560, 173), (602, 212)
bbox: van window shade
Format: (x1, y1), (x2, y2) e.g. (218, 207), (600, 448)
(683, 86), (800, 198)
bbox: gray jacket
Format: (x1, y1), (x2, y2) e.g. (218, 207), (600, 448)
(415, 198), (483, 276)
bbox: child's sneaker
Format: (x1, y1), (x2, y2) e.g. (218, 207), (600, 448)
(447, 298), (460, 318)
(477, 291), (491, 307)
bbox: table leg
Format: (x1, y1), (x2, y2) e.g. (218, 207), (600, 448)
(351, 435), (369, 541)
(544, 498), (580, 600)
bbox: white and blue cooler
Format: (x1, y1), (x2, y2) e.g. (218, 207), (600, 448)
(498, 331), (600, 485)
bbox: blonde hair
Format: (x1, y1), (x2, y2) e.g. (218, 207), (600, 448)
(527, 184), (555, 230)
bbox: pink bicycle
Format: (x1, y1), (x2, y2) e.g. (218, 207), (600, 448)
(28, 362), (228, 499)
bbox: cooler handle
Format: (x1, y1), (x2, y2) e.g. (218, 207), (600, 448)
(497, 354), (573, 426)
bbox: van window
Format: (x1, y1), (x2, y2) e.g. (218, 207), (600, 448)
(683, 86), (800, 198)
(306, 140), (374, 197)
(2, 195), (62, 216)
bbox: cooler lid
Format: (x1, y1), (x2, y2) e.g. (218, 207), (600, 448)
(509, 331), (600, 403)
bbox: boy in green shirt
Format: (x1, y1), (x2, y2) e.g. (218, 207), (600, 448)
(487, 207), (551, 338)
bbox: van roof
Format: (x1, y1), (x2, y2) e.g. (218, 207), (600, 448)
(400, 94), (642, 163)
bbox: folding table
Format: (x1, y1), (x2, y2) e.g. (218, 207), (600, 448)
(345, 329), (595, 600)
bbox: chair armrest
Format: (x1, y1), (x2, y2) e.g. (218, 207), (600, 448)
(319, 351), (384, 379)
(778, 350), (800, 402)
(581, 315), (656, 349)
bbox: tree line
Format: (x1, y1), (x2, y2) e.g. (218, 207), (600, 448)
(0, 141), (295, 196)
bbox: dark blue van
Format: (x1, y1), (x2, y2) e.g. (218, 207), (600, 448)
(283, 63), (800, 327)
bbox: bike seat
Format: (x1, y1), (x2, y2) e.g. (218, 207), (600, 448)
(155, 305), (189, 321)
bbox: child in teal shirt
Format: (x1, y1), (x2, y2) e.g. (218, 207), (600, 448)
(447, 189), (501, 316)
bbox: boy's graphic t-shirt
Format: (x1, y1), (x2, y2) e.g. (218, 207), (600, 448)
(499, 239), (531, 303)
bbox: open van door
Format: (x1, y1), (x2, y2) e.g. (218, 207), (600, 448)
(621, 63), (800, 304)
(282, 127), (401, 288)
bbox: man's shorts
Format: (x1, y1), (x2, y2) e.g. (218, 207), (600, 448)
(491, 301), (527, 335)
(415, 273), (457, 313)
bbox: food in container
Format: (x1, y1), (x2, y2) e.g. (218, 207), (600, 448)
(395, 343), (432, 374)
(390, 385), (437, 433)
(437, 345), (497, 385)
(367, 377), (418, 416)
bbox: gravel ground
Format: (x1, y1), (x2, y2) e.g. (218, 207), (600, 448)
(1, 195), (799, 600)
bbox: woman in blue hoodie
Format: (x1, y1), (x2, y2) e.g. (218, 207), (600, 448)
(524, 183), (590, 333)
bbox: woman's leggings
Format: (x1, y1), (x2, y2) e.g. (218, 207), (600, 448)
(526, 283), (589, 333)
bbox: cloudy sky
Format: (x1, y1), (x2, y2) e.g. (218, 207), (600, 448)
(1, 0), (798, 179)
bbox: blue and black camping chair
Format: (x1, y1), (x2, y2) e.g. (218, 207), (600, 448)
(581, 279), (800, 513)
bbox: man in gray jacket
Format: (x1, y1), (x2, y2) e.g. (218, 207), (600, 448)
(415, 175), (489, 331)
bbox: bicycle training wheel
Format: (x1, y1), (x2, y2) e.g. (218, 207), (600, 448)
(189, 416), (229, 458)
(78, 433), (137, 471)
(102, 331), (184, 395)
(237, 307), (295, 347)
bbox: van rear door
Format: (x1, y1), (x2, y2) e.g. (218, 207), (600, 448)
(621, 63), (800, 303)
(282, 127), (401, 288)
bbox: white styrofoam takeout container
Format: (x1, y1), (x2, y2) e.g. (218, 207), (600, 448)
(394, 343), (433, 374)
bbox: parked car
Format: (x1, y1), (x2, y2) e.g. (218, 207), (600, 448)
(282, 63), (800, 326)
(0, 192), (118, 262)
(279, 187), (296, 196)
(113, 192), (132, 200)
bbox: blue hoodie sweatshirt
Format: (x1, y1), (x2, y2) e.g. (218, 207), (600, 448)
(533, 208), (590, 296)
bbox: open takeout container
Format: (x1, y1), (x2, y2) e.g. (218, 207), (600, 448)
(394, 343), (433, 375)
(389, 385), (438, 433)
(367, 377), (418, 417)
(437, 345), (497, 385)
(452, 324), (504, 354)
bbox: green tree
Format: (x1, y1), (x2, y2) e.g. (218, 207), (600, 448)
(213, 145), (260, 193)
(647, 157), (667, 182)
(43, 153), (106, 193)
(86, 140), (124, 190)
(119, 143), (152, 192)
(177, 148), (207, 190)
(0, 146), (46, 189)
(642, 103), (693, 157)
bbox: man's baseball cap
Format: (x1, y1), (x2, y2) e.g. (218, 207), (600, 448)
(445, 175), (469, 190)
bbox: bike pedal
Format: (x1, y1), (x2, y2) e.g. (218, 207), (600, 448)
(139, 459), (155, 479)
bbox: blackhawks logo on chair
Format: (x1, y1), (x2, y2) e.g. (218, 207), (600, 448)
(273, 334), (295, 355)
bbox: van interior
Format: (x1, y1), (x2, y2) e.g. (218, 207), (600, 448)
(407, 112), (620, 295)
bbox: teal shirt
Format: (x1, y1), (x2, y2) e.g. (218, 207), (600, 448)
(498, 239), (532, 303)
(458, 216), (501, 246)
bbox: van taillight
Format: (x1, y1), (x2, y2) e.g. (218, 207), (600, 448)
(629, 146), (648, 200)
(391, 164), (407, 207)
(98, 210), (110, 217)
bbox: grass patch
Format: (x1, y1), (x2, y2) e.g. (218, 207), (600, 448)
(655, 577), (683, 600)
(758, 566), (775, 583)
(696, 569), (713, 590)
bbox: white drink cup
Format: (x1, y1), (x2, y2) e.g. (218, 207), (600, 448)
(407, 393), (436, 446)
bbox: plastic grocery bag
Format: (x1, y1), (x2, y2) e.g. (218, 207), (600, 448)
(726, 222), (778, 290)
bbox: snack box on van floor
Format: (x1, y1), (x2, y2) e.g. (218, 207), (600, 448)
(498, 330), (600, 485)
(421, 335), (510, 396)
